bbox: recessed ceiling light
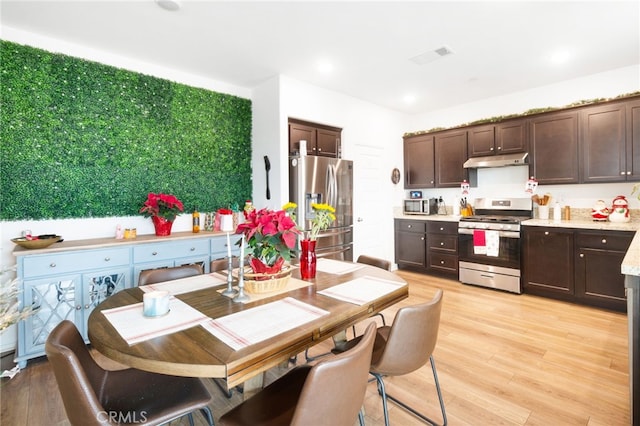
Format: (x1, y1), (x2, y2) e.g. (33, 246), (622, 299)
(549, 50), (571, 65)
(156, 0), (181, 11)
(403, 94), (417, 104)
(317, 61), (333, 74)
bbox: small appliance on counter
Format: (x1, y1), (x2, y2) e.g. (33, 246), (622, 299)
(403, 197), (437, 215)
(608, 195), (631, 223)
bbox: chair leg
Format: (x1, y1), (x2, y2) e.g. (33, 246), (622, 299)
(200, 406), (215, 426)
(371, 356), (447, 426)
(188, 412), (195, 426)
(358, 408), (366, 426)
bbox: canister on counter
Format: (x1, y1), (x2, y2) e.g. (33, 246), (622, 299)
(563, 206), (571, 221)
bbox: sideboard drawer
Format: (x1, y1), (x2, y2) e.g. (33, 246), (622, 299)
(23, 248), (130, 278)
(134, 240), (209, 263)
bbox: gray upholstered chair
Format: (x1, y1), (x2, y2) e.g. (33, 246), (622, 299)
(138, 263), (203, 285)
(334, 290), (447, 426)
(45, 320), (214, 426)
(218, 322), (378, 426)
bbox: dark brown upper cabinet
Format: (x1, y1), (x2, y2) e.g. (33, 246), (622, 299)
(434, 129), (468, 187)
(468, 119), (528, 157)
(529, 111), (579, 185)
(581, 101), (628, 183)
(289, 119), (341, 158)
(403, 134), (435, 189)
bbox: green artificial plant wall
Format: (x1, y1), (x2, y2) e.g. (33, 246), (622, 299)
(0, 41), (252, 220)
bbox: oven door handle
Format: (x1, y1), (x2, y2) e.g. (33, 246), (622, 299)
(458, 228), (520, 239)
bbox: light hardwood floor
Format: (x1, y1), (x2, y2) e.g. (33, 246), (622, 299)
(0, 270), (630, 425)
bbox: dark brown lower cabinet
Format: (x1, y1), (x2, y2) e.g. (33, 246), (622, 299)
(395, 219), (458, 277)
(523, 226), (632, 312)
(394, 219), (426, 269)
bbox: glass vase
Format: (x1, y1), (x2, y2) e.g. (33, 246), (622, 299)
(152, 215), (174, 236)
(300, 239), (317, 280)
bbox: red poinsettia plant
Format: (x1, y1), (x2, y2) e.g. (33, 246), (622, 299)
(236, 207), (301, 274)
(139, 193), (184, 221)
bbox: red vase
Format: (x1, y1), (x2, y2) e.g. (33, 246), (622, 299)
(300, 239), (317, 280)
(152, 216), (174, 236)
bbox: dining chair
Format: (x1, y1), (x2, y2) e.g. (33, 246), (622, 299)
(333, 289), (447, 426)
(210, 256), (240, 273)
(218, 322), (378, 426)
(45, 320), (214, 426)
(138, 263), (203, 285)
(354, 254), (392, 332)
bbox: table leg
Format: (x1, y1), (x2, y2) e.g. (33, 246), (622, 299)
(242, 372), (265, 399)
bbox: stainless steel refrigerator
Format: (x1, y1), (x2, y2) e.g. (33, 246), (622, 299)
(289, 151), (353, 261)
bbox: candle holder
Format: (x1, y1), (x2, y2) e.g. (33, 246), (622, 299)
(221, 255), (237, 297)
(234, 265), (250, 303)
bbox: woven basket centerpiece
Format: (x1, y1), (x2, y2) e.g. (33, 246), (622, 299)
(239, 265), (292, 294)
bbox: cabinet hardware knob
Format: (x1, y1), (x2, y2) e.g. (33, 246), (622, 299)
(497, 146), (501, 150)
(490, 147), (494, 151)
(440, 227), (444, 231)
(318, 148), (322, 151)
(440, 260), (445, 264)
(430, 180), (434, 184)
(50, 263), (56, 268)
(544, 231), (549, 235)
(104, 257), (110, 261)
(627, 171), (631, 175)
(580, 253), (584, 258)
(421, 237), (425, 241)
(84, 304), (90, 309)
(76, 305), (82, 310)
(190, 247), (195, 251)
(407, 225), (412, 228)
(152, 251), (158, 256)
(440, 242), (444, 246)
(620, 171), (626, 175)
(601, 239), (607, 244)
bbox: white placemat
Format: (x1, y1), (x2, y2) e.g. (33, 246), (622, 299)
(101, 297), (209, 345)
(317, 275), (406, 305)
(201, 297), (329, 350)
(315, 258), (364, 275)
(139, 273), (227, 295)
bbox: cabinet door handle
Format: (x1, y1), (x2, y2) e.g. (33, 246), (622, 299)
(152, 251), (158, 256)
(104, 257), (110, 262)
(601, 239), (607, 244)
(50, 263), (56, 268)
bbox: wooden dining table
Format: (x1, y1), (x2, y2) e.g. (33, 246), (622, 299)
(87, 260), (408, 395)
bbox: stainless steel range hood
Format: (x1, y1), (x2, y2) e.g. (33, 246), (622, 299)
(463, 152), (529, 168)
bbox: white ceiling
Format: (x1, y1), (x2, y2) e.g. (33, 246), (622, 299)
(1, 1), (639, 115)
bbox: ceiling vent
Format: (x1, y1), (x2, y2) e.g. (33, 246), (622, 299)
(409, 45), (454, 65)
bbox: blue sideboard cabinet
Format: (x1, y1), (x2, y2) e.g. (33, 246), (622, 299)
(13, 231), (238, 367)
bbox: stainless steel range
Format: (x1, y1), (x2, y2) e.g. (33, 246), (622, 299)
(458, 198), (533, 293)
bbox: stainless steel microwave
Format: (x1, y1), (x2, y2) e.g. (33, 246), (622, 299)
(403, 198), (437, 215)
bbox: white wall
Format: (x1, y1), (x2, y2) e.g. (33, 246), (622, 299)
(405, 65), (640, 211)
(276, 75), (406, 260)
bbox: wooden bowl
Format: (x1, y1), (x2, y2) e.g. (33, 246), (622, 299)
(12, 235), (61, 249)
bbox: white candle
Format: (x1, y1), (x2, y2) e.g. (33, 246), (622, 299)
(239, 234), (244, 269)
(226, 232), (232, 259)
